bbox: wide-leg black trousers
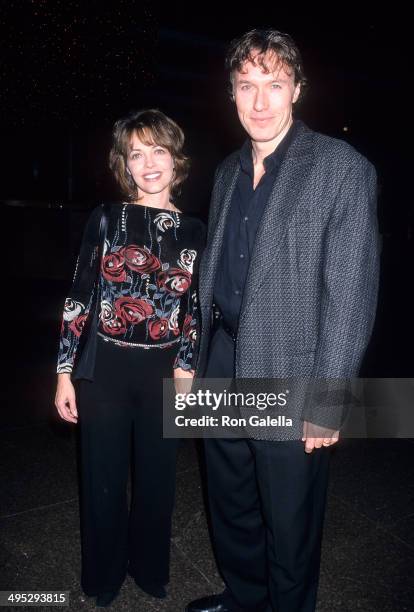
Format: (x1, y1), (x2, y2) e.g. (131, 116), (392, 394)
(77, 336), (179, 596)
(203, 327), (332, 612)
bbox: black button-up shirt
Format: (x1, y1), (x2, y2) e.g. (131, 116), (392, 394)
(213, 121), (297, 332)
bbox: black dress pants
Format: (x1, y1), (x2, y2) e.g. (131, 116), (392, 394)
(203, 327), (332, 612)
(77, 336), (179, 596)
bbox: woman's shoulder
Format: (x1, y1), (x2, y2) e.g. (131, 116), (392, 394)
(81, 204), (105, 233)
(86, 201), (117, 219)
(90, 201), (128, 223)
(82, 201), (122, 234)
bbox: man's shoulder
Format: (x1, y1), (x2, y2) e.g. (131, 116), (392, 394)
(301, 122), (373, 171)
(213, 122), (375, 183)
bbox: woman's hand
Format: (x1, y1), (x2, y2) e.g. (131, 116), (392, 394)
(173, 367), (194, 396)
(55, 373), (78, 424)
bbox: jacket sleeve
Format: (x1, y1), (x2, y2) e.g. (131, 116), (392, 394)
(56, 206), (103, 374)
(303, 157), (380, 429)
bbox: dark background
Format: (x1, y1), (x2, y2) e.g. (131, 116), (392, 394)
(1, 5), (413, 610)
(1, 2), (413, 423)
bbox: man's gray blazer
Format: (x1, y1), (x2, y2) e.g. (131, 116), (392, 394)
(196, 121), (380, 440)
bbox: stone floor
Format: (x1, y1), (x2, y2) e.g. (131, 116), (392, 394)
(1, 414), (414, 611)
(1, 275), (413, 611)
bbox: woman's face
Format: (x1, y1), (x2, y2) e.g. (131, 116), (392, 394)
(126, 131), (174, 199)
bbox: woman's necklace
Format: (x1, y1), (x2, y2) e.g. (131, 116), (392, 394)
(128, 199), (180, 213)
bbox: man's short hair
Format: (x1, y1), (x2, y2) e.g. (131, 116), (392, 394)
(226, 29), (307, 99)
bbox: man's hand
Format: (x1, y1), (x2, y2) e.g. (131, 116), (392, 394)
(302, 420), (339, 453)
(173, 367), (194, 396)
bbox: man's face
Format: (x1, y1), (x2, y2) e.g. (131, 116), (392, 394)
(232, 52), (300, 146)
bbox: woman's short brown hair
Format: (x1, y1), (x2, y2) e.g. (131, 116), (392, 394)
(109, 108), (190, 200)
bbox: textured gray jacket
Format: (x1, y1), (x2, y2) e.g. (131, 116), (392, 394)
(196, 121), (379, 439)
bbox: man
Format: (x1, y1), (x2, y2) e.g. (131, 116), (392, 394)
(187, 29), (379, 612)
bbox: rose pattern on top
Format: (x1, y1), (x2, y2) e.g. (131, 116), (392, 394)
(182, 313), (192, 337)
(100, 300), (114, 326)
(57, 205), (202, 374)
(99, 301), (127, 336)
(69, 313), (88, 337)
(149, 318), (169, 340)
(101, 252), (127, 283)
(57, 362), (73, 374)
(183, 313), (197, 343)
(114, 297), (154, 324)
(103, 314), (128, 336)
(168, 304), (181, 337)
(153, 212), (178, 233)
(178, 249), (197, 274)
(122, 245), (161, 274)
(99, 298), (153, 336)
(63, 298), (85, 322)
(157, 268), (192, 295)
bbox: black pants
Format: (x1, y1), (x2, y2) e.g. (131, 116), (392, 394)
(204, 327), (332, 612)
(77, 336), (179, 596)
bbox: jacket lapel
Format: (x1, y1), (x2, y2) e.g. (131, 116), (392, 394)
(199, 158), (240, 314)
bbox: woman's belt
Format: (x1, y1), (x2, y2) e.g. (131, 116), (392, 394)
(97, 332), (181, 349)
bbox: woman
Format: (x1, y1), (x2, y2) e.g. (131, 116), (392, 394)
(55, 109), (205, 607)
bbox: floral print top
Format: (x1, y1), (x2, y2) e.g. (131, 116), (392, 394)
(57, 202), (205, 374)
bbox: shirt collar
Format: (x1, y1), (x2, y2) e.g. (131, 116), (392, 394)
(239, 119), (297, 176)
